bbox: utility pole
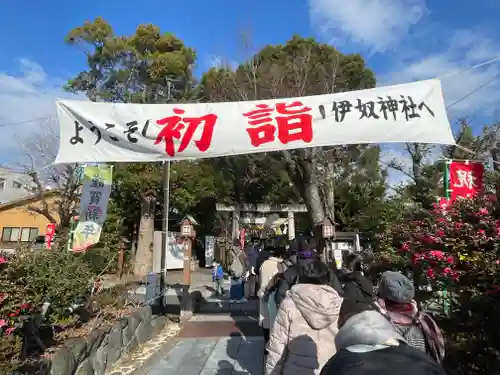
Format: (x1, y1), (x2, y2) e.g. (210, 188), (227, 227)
(491, 142), (500, 201)
(159, 78), (173, 311)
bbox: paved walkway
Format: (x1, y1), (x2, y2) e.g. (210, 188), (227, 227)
(143, 314), (264, 375)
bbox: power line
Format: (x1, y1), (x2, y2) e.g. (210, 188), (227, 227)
(446, 73), (500, 110)
(440, 55), (500, 80)
(0, 115), (56, 128)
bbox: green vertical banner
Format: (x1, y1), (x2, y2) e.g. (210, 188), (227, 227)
(442, 159), (451, 316)
(443, 159), (451, 199)
(72, 165), (113, 252)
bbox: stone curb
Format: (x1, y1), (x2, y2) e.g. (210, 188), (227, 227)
(49, 307), (170, 375)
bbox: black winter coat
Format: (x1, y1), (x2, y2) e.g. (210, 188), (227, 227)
(273, 261), (299, 307)
(338, 271), (376, 328)
(320, 344), (446, 375)
(270, 257), (344, 308)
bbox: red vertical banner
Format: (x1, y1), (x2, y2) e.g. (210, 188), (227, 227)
(239, 228), (246, 250)
(45, 223), (56, 249)
(449, 161), (484, 200)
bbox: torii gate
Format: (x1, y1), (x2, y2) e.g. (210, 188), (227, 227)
(215, 203), (308, 243)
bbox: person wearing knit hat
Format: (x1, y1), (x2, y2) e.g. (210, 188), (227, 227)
(372, 271), (426, 352)
(378, 271), (415, 304)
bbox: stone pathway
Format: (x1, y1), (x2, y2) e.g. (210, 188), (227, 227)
(139, 314), (264, 375)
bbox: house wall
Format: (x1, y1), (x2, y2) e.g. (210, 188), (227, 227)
(0, 196), (60, 249)
(0, 168), (37, 204)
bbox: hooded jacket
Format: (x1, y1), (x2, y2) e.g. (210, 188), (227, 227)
(320, 311), (446, 375)
(338, 271), (376, 327)
(265, 284), (342, 375)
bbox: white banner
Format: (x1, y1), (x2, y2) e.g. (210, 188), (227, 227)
(55, 79), (454, 164)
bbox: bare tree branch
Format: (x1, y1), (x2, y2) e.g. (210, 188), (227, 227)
(14, 120), (81, 230)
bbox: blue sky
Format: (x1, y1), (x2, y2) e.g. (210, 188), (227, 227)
(0, 0), (499, 179)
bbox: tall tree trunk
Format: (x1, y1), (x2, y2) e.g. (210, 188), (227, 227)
(283, 151), (328, 261)
(304, 179), (328, 263)
(134, 194), (156, 276)
(325, 162), (335, 222)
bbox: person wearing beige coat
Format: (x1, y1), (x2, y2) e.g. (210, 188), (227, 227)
(258, 247), (288, 353)
(258, 252), (285, 329)
(265, 258), (343, 375)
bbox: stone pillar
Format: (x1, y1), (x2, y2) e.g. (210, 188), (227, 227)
(287, 211), (295, 241)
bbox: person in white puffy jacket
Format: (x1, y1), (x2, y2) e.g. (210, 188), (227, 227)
(265, 257), (343, 375)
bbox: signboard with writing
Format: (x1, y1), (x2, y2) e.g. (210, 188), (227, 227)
(54, 79), (454, 164)
(72, 165), (113, 252)
(205, 235), (215, 268)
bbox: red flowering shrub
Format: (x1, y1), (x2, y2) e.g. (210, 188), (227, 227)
(0, 249), (94, 374)
(377, 194), (500, 291)
(374, 194), (500, 374)
(0, 253), (26, 374)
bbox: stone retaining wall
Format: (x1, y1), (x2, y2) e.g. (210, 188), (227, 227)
(49, 306), (167, 375)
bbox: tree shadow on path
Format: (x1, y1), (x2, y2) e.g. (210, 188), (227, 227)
(220, 332), (265, 375)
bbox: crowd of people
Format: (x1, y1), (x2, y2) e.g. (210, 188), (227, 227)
(215, 237), (448, 375)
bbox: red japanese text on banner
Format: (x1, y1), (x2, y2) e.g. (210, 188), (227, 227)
(449, 161), (484, 200)
(54, 79), (455, 164)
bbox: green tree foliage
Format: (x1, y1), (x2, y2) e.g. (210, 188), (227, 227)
(388, 143), (442, 208)
(332, 145), (388, 232)
(207, 154), (300, 204)
(169, 161), (231, 213)
(64, 18), (212, 275)
(65, 17), (195, 103)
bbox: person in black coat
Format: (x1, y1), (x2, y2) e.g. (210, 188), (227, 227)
(271, 252), (300, 307)
(338, 255), (376, 327)
(268, 250), (343, 308)
(320, 310), (446, 375)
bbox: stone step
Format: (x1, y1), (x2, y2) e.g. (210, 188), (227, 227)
(178, 319), (263, 338)
(189, 314), (258, 323)
(197, 298), (259, 315)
